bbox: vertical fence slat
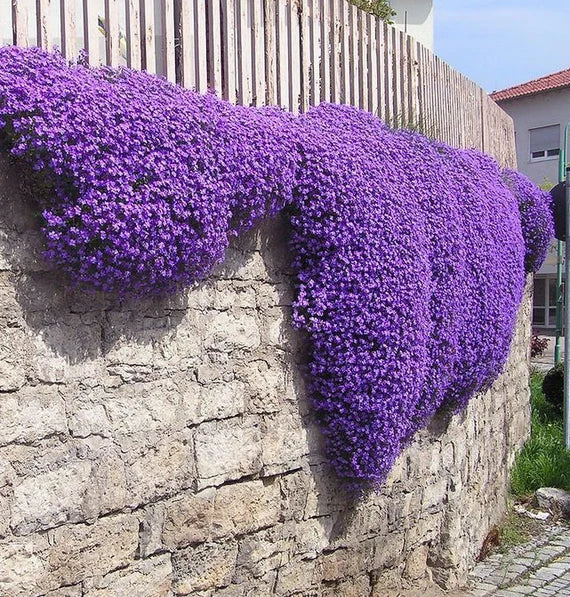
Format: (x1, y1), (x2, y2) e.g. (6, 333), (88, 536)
(161, 0), (176, 82)
(195, 0), (208, 92)
(237, 0), (253, 104)
(104, 0), (120, 66)
(276, 0), (290, 108)
(37, 0), (50, 49)
(83, 0), (100, 64)
(319, 0), (330, 102)
(358, 9), (367, 110)
(300, 0), (310, 111)
(221, 0), (236, 100)
(349, 3), (358, 107)
(126, 0), (142, 70)
(308, 0), (321, 106)
(207, 0), (223, 93)
(289, 0), (301, 111)
(60, 0), (77, 60)
(141, 0), (156, 73)
(252, 0), (265, 105)
(368, 14), (377, 116)
(340, 0), (349, 103)
(177, 0), (195, 87)
(329, 0), (339, 103)
(13, 0), (31, 47)
(263, 0), (276, 105)
(376, 18), (385, 121)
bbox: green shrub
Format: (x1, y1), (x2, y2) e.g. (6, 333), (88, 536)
(542, 363), (564, 413)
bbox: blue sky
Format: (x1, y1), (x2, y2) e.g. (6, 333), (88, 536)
(435, 0), (569, 93)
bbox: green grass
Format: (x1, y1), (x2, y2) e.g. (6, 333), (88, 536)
(510, 371), (570, 497)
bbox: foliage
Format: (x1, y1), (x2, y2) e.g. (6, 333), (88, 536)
(530, 333), (549, 358)
(348, 0), (396, 22)
(0, 46), (554, 488)
(542, 363), (564, 413)
(511, 372), (570, 496)
(502, 170), (554, 273)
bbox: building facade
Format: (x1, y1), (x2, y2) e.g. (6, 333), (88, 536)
(491, 70), (570, 331)
(390, 0), (434, 51)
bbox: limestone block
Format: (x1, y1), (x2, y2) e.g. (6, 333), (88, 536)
(195, 418), (262, 488)
(162, 488), (215, 549)
(103, 379), (184, 435)
(84, 554), (173, 597)
(0, 385), (67, 446)
(202, 310), (260, 353)
(47, 514), (139, 589)
(274, 558), (317, 595)
(139, 503), (166, 558)
(124, 432), (195, 507)
(172, 542), (238, 594)
(199, 381), (246, 422)
(210, 479), (280, 539)
(0, 326), (27, 391)
(11, 460), (93, 535)
(261, 410), (309, 475)
(237, 358), (286, 415)
(233, 527), (286, 582)
(0, 533), (50, 596)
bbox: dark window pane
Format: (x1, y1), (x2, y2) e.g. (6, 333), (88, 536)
(547, 148), (560, 157)
(549, 308), (557, 324)
(532, 151), (546, 159)
(534, 278), (546, 306)
(533, 308), (546, 325)
(549, 278), (558, 306)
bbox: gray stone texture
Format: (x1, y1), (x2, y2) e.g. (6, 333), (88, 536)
(0, 155), (532, 595)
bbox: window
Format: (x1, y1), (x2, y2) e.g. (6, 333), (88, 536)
(530, 125), (560, 161)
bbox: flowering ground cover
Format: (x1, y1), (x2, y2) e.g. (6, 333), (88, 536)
(0, 46), (553, 487)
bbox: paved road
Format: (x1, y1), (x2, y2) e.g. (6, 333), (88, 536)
(465, 524), (570, 596)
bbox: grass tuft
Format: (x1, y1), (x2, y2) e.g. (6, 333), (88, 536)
(510, 371), (570, 497)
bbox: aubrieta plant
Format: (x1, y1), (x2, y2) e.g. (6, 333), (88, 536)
(0, 47), (554, 488)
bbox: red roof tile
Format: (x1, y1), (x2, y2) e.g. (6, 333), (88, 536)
(490, 68), (570, 102)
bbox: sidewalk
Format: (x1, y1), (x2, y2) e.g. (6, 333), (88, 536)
(464, 524), (570, 596)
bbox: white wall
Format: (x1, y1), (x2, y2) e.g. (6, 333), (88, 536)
(499, 87), (570, 187)
(390, 0), (434, 51)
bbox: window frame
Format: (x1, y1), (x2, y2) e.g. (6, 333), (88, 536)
(529, 124), (561, 163)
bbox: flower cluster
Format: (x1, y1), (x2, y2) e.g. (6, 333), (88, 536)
(0, 46), (298, 293)
(0, 47), (553, 486)
(502, 169), (554, 272)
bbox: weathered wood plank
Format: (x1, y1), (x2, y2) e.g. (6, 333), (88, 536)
(104, 0), (120, 66)
(195, 0), (208, 92)
(125, 0), (141, 70)
(263, 0), (276, 105)
(177, 0), (195, 88)
(251, 0), (265, 105)
(141, 0), (156, 74)
(37, 0), (51, 50)
(207, 0), (223, 94)
(161, 0), (176, 82)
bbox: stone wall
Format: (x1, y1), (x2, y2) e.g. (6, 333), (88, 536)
(0, 155), (531, 597)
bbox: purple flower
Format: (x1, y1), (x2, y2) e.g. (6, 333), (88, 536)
(0, 47), (553, 487)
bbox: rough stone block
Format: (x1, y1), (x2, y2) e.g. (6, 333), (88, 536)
(84, 554), (172, 596)
(0, 385), (67, 446)
(195, 418), (262, 488)
(11, 460), (92, 535)
(211, 479), (280, 539)
(172, 542), (238, 594)
(163, 488), (215, 549)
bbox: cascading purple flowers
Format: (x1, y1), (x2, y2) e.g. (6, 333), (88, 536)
(0, 46), (553, 487)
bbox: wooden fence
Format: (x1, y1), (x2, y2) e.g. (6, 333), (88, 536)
(4, 0), (515, 166)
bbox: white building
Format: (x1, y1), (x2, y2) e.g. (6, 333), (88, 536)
(491, 69), (570, 330)
(390, 0), (434, 51)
